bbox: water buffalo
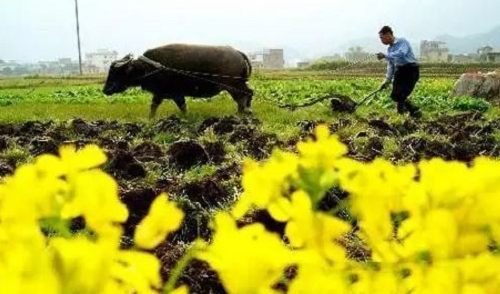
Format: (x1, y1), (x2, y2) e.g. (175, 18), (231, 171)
(103, 44), (254, 118)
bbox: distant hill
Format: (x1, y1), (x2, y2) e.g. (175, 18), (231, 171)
(316, 25), (500, 60)
(324, 37), (420, 59)
(333, 37), (386, 55)
(228, 25), (500, 65)
(435, 25), (500, 54)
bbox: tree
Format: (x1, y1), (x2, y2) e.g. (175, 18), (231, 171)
(345, 46), (371, 61)
(1, 67), (13, 76)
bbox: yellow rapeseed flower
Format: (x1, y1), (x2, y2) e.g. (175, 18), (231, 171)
(232, 151), (298, 220)
(198, 212), (293, 294)
(61, 170), (128, 238)
(110, 251), (162, 294)
(285, 190), (350, 265)
(134, 193), (184, 250)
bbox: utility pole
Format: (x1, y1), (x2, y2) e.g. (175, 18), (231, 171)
(74, 0), (83, 75)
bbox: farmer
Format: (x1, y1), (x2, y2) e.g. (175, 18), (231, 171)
(377, 26), (422, 118)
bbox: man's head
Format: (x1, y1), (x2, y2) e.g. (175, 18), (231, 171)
(379, 26), (395, 45)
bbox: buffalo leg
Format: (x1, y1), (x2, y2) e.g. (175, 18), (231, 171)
(173, 96), (187, 113)
(243, 84), (254, 108)
(150, 95), (163, 119)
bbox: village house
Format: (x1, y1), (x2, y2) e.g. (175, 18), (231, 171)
(248, 48), (285, 69)
(420, 40), (450, 62)
(85, 49), (119, 74)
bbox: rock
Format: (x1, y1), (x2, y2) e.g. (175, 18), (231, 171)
(453, 71), (500, 104)
(478, 73), (500, 103)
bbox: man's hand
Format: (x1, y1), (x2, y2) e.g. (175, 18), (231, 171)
(380, 81), (391, 90)
(376, 52), (386, 60)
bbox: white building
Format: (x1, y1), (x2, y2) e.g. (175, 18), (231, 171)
(85, 49), (118, 74)
(247, 48), (285, 69)
(420, 41), (450, 62)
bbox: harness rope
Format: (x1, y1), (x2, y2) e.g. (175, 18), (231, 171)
(137, 55), (253, 96)
(134, 53), (380, 106)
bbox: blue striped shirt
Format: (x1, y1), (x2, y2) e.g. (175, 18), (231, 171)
(385, 37), (417, 83)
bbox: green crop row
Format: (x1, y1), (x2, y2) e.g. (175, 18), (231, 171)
(0, 77), (491, 112)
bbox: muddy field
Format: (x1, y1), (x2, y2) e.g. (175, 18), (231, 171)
(1, 112), (499, 292)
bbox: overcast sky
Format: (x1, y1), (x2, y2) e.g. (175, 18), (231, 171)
(1, 0), (499, 62)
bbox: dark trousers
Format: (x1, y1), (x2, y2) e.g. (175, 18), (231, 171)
(391, 64), (420, 115)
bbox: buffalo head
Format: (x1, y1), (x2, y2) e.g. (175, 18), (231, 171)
(103, 54), (135, 95)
